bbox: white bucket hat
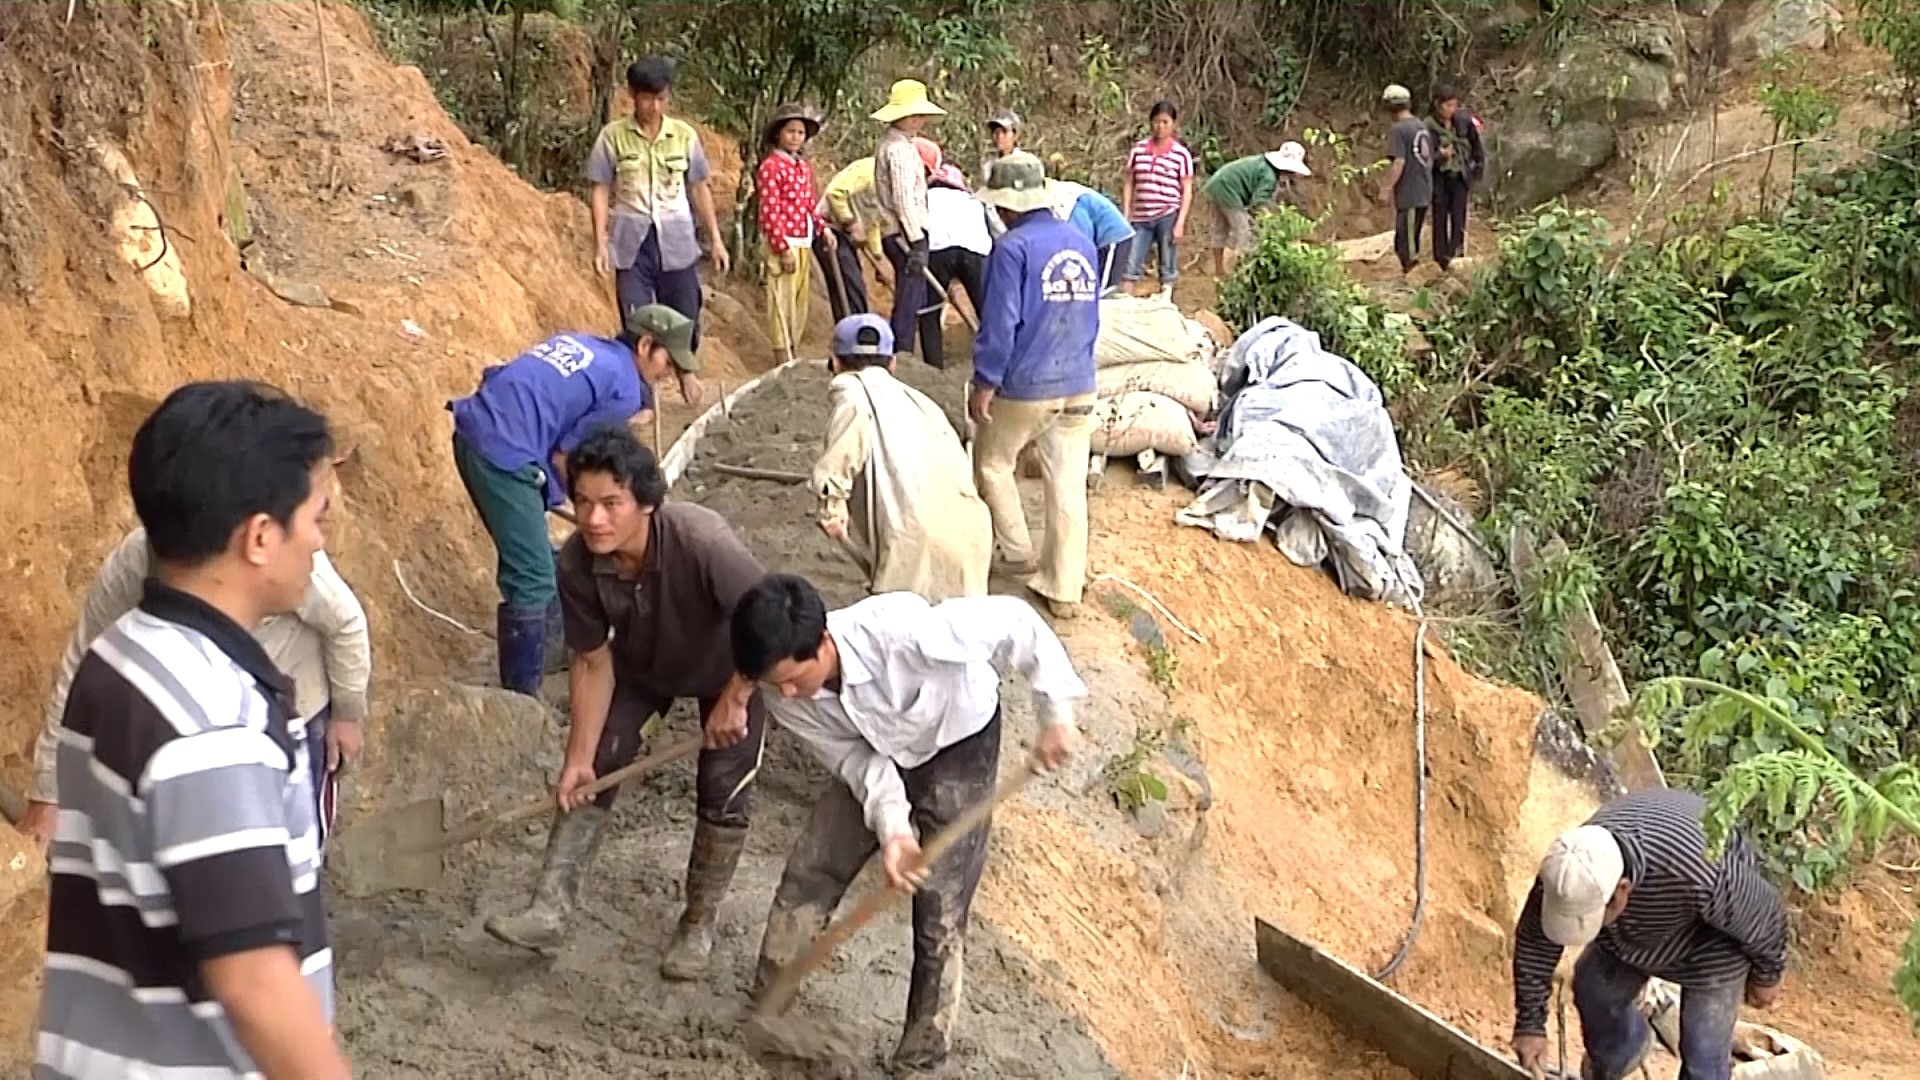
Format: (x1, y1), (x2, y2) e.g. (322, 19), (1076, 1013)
(1264, 141), (1311, 177)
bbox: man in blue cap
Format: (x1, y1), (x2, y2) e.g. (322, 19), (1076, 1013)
(813, 314), (990, 602)
(448, 303), (696, 695)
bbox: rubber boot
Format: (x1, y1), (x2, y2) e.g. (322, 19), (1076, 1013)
(891, 940), (965, 1075)
(496, 604), (547, 697)
(483, 805), (606, 955)
(541, 597), (568, 675)
(659, 821), (748, 981)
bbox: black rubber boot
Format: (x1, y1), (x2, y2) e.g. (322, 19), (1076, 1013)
(496, 604), (547, 697)
(541, 597), (568, 674)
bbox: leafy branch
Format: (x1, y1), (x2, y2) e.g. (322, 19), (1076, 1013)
(1638, 675), (1920, 1027)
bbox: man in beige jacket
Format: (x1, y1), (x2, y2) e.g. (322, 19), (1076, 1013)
(19, 526), (373, 853)
(814, 314), (991, 602)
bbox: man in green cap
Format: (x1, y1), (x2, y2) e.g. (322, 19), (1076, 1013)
(448, 304), (695, 696)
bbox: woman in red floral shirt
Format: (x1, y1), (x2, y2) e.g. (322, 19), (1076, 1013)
(756, 103), (835, 362)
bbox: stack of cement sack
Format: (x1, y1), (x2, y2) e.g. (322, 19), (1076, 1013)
(1088, 295), (1223, 460)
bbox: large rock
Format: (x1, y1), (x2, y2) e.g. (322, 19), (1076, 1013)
(1730, 0), (1843, 60)
(339, 681), (558, 829)
(1405, 484), (1500, 604)
(1545, 36), (1675, 125)
(1491, 118), (1618, 210)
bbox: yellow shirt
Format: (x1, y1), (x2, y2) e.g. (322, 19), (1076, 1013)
(817, 157), (887, 258)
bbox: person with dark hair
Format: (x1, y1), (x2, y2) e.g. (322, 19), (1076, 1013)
(813, 314), (991, 601)
(872, 79), (948, 361)
(730, 573), (1083, 1074)
(587, 55), (728, 379)
(448, 304), (693, 697)
(981, 107), (1022, 187)
(38, 381), (348, 1078)
(1121, 100), (1194, 295)
(484, 426), (771, 982)
(1427, 84), (1486, 272)
(1379, 83), (1436, 274)
(756, 102), (836, 363)
(969, 151), (1101, 619)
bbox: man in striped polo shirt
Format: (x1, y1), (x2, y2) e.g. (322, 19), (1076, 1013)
(1511, 788), (1788, 1080)
(38, 381), (348, 1079)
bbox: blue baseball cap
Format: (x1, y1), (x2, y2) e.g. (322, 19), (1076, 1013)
(831, 314), (894, 359)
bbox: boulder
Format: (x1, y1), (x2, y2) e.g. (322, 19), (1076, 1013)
(1490, 118), (1618, 210)
(338, 681), (557, 829)
(1730, 0), (1842, 60)
(1545, 36), (1675, 126)
(1405, 484), (1500, 604)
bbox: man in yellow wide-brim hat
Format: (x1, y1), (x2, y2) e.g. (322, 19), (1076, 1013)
(871, 80), (947, 364)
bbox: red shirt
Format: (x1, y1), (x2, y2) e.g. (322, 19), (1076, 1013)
(756, 151), (827, 254)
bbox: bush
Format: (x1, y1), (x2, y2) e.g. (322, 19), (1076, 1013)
(1215, 207), (1417, 395)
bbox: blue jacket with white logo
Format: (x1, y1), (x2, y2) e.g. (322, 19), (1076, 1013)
(973, 212), (1100, 402)
(448, 333), (648, 507)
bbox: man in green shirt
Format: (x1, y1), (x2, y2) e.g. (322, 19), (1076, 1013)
(1201, 142), (1310, 277)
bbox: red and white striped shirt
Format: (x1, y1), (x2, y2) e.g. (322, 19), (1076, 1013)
(1124, 137), (1194, 222)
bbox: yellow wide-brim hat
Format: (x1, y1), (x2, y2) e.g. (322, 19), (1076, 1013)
(871, 79), (947, 123)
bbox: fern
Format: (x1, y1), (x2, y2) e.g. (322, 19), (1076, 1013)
(1642, 676), (1920, 1031)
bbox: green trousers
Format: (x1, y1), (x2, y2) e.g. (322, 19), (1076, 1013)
(452, 434), (556, 609)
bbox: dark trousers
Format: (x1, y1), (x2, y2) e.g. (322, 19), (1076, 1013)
(756, 711), (1002, 1066)
(1394, 205), (1429, 272)
(451, 433), (556, 610)
(591, 678), (769, 828)
(1097, 241), (1125, 294)
(883, 232), (930, 357)
(919, 245), (987, 372)
(304, 706), (337, 851)
(825, 226), (871, 322)
(615, 228), (705, 352)
(1432, 174), (1471, 268)
(1573, 944), (1743, 1080)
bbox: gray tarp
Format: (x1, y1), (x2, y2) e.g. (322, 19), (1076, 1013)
(1175, 317), (1423, 608)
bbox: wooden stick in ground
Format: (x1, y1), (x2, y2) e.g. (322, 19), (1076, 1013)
(714, 462), (807, 485)
(312, 0), (334, 125)
(751, 764), (1038, 1024)
(823, 238), (852, 319)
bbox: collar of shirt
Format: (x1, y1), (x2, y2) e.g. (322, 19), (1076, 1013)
(138, 578), (296, 703)
(590, 513), (661, 582)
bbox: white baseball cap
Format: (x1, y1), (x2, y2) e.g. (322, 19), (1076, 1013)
(1538, 824), (1625, 947)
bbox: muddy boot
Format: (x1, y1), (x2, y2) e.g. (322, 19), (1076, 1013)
(541, 597), (568, 675)
(483, 805), (607, 955)
(659, 821), (748, 981)
(750, 897), (836, 1001)
(892, 939), (966, 1075)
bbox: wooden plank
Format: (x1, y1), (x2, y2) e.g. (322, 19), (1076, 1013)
(1255, 918), (1530, 1080)
(1509, 527), (1667, 792)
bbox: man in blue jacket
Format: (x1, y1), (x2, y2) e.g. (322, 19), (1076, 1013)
(448, 304), (695, 695)
(969, 152), (1100, 618)
(1048, 179), (1133, 296)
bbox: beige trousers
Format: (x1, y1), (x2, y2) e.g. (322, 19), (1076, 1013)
(970, 392), (1096, 605)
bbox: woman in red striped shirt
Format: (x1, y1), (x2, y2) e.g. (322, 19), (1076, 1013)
(756, 103), (836, 362)
(1120, 100), (1195, 295)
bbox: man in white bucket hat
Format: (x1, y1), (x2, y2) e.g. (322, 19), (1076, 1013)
(1511, 788), (1788, 1079)
(1198, 141), (1311, 276)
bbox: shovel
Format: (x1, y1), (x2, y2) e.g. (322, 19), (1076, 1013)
(744, 761), (1039, 1061)
(334, 735), (702, 893)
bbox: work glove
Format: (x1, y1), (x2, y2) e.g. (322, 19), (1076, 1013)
(904, 243), (929, 280)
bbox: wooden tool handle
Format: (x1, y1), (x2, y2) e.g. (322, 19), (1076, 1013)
(755, 763), (1037, 1018)
(426, 736), (704, 852)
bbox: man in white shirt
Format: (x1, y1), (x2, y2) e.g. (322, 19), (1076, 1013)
(729, 574), (1084, 1074)
(919, 167), (994, 371)
(20, 526), (372, 854)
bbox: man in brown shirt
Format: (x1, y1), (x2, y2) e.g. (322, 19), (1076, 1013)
(484, 426), (768, 981)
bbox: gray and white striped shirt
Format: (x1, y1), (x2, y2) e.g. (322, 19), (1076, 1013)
(37, 581), (331, 1078)
(1511, 788), (1787, 1036)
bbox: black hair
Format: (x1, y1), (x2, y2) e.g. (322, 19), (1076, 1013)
(730, 573), (829, 679)
(1149, 100), (1178, 122)
(627, 56), (674, 95)
(1435, 84), (1461, 107)
(567, 425), (667, 509)
(128, 381), (334, 567)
